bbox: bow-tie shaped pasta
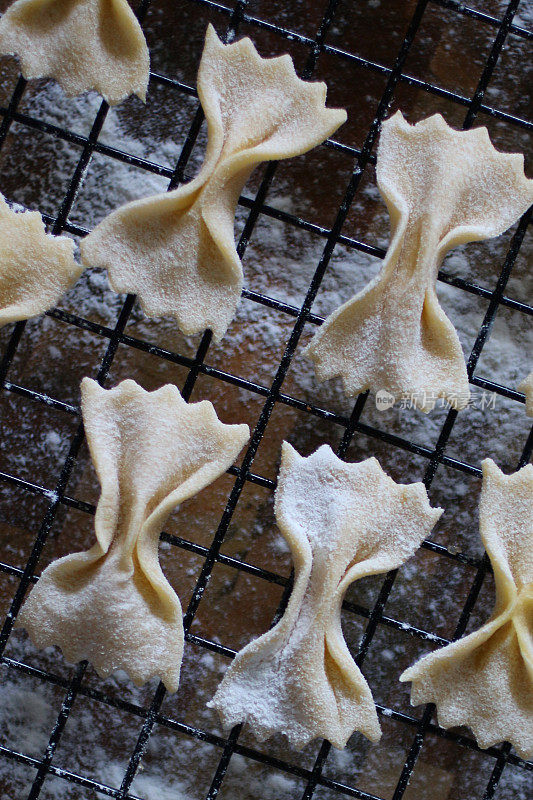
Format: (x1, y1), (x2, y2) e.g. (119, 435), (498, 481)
(518, 372), (533, 417)
(401, 459), (533, 759)
(17, 378), (249, 691)
(306, 112), (533, 413)
(80, 24), (347, 340)
(0, 193), (82, 326)
(209, 442), (442, 749)
(0, 0), (149, 105)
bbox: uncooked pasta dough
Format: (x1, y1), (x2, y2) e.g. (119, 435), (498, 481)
(0, 0), (149, 105)
(80, 24), (347, 340)
(518, 371), (533, 417)
(209, 442), (442, 749)
(17, 378), (249, 692)
(306, 112), (533, 413)
(401, 458), (533, 759)
(0, 192), (82, 326)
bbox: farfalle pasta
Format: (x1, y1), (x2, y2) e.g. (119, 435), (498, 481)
(0, 193), (82, 326)
(306, 112), (533, 412)
(0, 0), (149, 105)
(209, 442), (442, 749)
(80, 24), (347, 340)
(17, 378), (249, 692)
(401, 458), (533, 759)
(518, 372), (533, 417)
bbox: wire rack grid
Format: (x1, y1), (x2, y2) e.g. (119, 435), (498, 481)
(0, 0), (531, 799)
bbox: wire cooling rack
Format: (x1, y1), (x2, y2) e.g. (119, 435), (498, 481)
(0, 0), (532, 798)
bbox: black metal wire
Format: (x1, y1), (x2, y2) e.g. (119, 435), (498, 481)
(0, 0), (532, 799)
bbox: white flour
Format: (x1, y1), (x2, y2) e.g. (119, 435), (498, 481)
(0, 12), (532, 798)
